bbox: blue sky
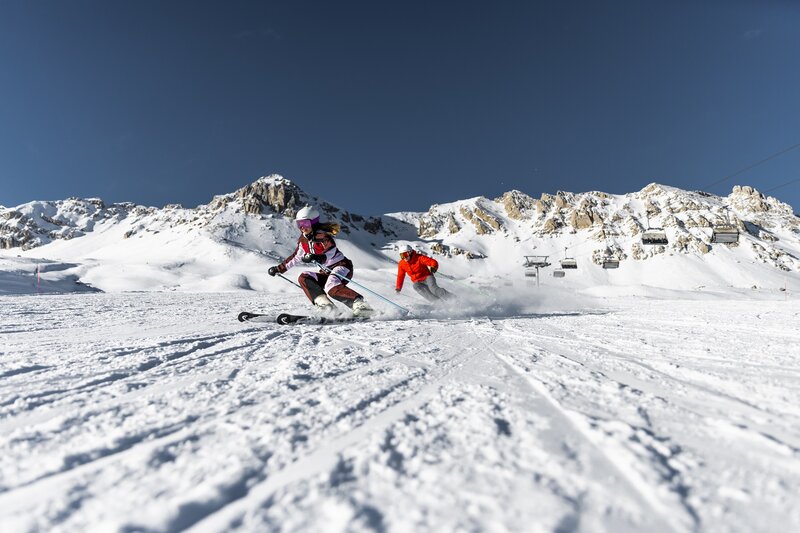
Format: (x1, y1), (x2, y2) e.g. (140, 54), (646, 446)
(1, 1), (799, 214)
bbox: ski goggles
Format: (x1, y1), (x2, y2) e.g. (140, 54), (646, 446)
(296, 219), (314, 230)
(400, 251), (412, 260)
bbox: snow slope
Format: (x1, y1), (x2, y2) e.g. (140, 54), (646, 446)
(1, 176), (799, 531)
(1, 292), (798, 532)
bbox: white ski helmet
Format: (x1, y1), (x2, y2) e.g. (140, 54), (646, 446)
(399, 244), (413, 257)
(295, 205), (320, 224)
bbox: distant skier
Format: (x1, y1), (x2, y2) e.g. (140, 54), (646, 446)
(268, 206), (372, 316)
(395, 245), (453, 301)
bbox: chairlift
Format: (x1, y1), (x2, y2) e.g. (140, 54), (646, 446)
(641, 215), (668, 245)
(523, 255), (551, 286)
(560, 247), (578, 269)
(560, 258), (578, 269)
(553, 270), (565, 278)
(602, 256), (620, 269)
(711, 224), (739, 244)
(711, 209), (740, 244)
(642, 229), (668, 245)
(600, 227), (621, 269)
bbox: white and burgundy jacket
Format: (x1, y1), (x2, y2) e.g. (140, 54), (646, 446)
(277, 230), (348, 273)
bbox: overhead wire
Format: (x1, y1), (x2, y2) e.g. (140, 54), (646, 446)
(762, 177), (800, 194)
(701, 141), (800, 191)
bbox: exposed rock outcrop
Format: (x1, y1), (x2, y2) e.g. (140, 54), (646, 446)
(497, 190), (535, 220)
(569, 209), (594, 230)
(237, 176), (304, 216)
(430, 242), (486, 259)
(458, 203), (503, 235)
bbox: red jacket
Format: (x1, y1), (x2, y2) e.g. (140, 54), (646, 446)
(396, 252), (438, 290)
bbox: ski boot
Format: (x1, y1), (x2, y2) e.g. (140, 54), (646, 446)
(314, 295), (337, 315)
(351, 298), (374, 318)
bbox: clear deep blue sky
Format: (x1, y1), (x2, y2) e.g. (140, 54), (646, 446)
(2, 1), (799, 214)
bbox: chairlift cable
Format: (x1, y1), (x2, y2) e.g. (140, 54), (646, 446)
(701, 142), (800, 191)
(762, 177), (800, 194)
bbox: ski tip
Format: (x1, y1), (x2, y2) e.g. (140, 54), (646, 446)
(276, 313), (297, 325)
(238, 311), (262, 322)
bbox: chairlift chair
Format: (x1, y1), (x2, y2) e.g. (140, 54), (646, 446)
(559, 248), (578, 269)
(553, 270), (565, 278)
(641, 228), (668, 245)
(711, 208), (740, 244)
(602, 256), (620, 269)
(711, 224), (739, 244)
(560, 258), (578, 269)
(642, 215), (668, 245)
(599, 228), (620, 268)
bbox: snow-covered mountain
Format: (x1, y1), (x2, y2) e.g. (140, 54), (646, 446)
(1, 175), (799, 295)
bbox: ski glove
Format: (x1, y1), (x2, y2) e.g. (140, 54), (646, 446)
(268, 266), (279, 277)
(428, 266), (437, 274)
(301, 253), (326, 264)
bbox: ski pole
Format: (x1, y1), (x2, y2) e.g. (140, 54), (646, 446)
(313, 261), (412, 315)
(278, 272), (302, 289)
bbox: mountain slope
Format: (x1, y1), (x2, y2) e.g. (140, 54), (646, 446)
(1, 175), (798, 295)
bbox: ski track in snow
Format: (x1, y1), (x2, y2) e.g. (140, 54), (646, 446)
(0, 293), (798, 532)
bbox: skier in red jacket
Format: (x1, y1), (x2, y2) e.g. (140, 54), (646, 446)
(395, 245), (453, 301)
(268, 206), (372, 316)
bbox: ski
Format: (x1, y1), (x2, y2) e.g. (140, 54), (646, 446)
(238, 311), (269, 322)
(237, 311), (369, 325)
(276, 312), (369, 325)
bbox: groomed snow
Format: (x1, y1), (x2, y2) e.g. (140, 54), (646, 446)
(1, 291), (798, 532)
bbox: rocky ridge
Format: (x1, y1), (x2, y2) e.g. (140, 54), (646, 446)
(0, 175), (394, 250)
(412, 183), (800, 271)
(2, 177), (798, 273)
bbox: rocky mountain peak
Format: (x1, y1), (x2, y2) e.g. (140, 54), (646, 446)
(206, 174), (304, 217)
(728, 185), (793, 215)
(236, 174), (306, 216)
